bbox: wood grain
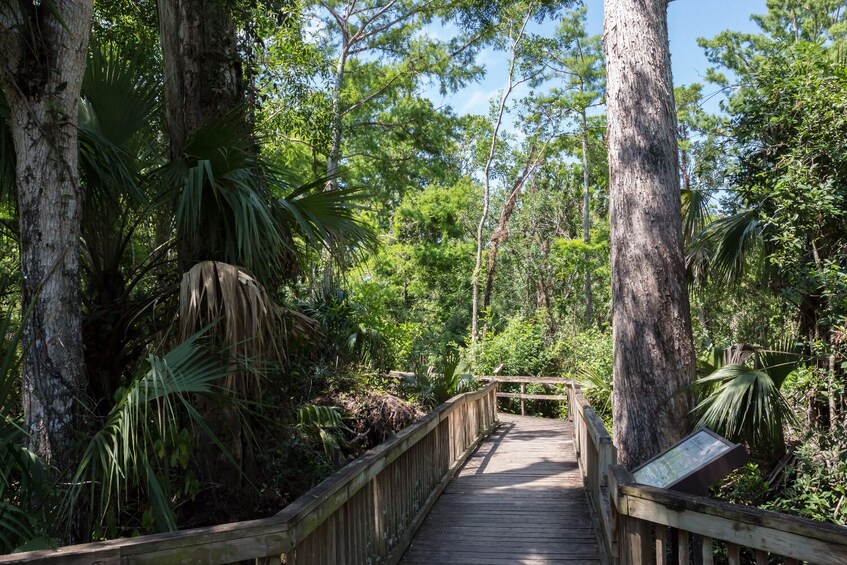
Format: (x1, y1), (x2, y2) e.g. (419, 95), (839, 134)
(402, 414), (601, 565)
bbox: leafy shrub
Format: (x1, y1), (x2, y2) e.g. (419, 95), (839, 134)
(470, 315), (553, 376)
(765, 423), (847, 525)
(556, 328), (614, 422)
(712, 463), (772, 507)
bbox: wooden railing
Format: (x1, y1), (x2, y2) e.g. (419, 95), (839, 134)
(1, 383), (498, 565)
(478, 375), (568, 415)
(567, 382), (617, 563)
(608, 465), (847, 564)
(565, 382), (847, 565)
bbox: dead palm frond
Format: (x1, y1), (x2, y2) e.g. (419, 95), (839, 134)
(179, 261), (315, 397)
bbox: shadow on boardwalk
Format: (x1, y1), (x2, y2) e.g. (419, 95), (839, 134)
(402, 413), (600, 565)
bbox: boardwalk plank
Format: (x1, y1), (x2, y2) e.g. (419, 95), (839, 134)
(401, 414), (601, 565)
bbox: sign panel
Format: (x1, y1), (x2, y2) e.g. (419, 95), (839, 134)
(631, 428), (748, 495)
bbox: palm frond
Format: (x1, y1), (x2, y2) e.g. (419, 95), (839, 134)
(681, 187), (711, 246)
(82, 41), (161, 149)
(757, 338), (803, 389)
(65, 329), (234, 536)
(692, 208), (764, 283)
(344, 325), (387, 367)
(296, 405), (349, 462)
(162, 113), (293, 283)
(161, 112), (376, 284)
(409, 353), (477, 408)
(296, 405), (346, 430)
(0, 503), (36, 553)
(577, 365), (613, 415)
(79, 40), (161, 212)
(275, 180), (378, 261)
(692, 364), (795, 456)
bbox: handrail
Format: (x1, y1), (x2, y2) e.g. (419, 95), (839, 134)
(567, 381), (617, 563)
(480, 375), (568, 415)
(609, 464), (847, 564)
(565, 380), (847, 564)
(1, 383), (499, 565)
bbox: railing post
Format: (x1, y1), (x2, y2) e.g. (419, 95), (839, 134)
(520, 382), (526, 415)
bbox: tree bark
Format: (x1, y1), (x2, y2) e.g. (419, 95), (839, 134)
(580, 111), (594, 326)
(604, 0), (696, 469)
(157, 0), (243, 159)
(157, 0), (244, 268)
(0, 0), (93, 469)
(157, 0), (248, 487)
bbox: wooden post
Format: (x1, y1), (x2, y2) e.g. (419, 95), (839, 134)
(656, 524), (667, 565)
(622, 516), (652, 564)
(520, 382), (526, 415)
(701, 536), (714, 565)
(677, 530), (689, 565)
(727, 543), (740, 565)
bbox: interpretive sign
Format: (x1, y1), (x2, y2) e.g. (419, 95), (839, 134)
(631, 428), (748, 496)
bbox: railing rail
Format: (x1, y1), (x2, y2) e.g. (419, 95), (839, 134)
(1, 383), (498, 565)
(478, 375), (568, 415)
(565, 381), (847, 565)
(567, 381), (617, 563)
(609, 464), (847, 564)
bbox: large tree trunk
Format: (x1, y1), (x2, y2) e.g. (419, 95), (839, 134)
(0, 0), (93, 470)
(604, 0), (696, 469)
(157, 0), (248, 486)
(157, 0), (244, 266)
(158, 0), (242, 157)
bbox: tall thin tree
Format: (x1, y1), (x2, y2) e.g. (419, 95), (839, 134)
(604, 0), (696, 468)
(471, 4), (538, 343)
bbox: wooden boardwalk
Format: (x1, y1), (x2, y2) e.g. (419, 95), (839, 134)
(402, 413), (601, 565)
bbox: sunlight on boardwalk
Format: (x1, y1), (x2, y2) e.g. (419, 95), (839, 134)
(402, 413), (600, 565)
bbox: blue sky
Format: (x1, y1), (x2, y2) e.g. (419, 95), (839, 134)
(429, 0), (768, 116)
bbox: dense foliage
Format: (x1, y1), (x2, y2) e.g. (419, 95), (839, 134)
(0, 0), (844, 552)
